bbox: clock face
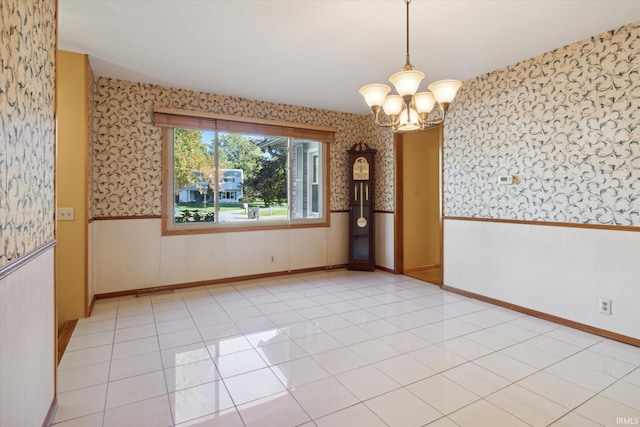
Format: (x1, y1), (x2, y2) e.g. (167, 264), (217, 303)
(353, 157), (369, 180)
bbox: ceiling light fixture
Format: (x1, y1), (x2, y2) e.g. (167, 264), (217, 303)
(359, 0), (462, 133)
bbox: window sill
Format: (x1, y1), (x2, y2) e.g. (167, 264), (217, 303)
(162, 218), (330, 236)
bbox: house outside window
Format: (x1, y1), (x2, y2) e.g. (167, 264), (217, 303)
(219, 170), (243, 203)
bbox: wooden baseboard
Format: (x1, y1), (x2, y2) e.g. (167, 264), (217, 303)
(441, 284), (640, 348)
(57, 319), (78, 364)
(42, 397), (57, 427)
(87, 294), (96, 316)
(375, 265), (395, 274)
(326, 264), (348, 271)
(96, 264), (348, 300)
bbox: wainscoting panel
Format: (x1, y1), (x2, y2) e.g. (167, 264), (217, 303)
(444, 218), (640, 339)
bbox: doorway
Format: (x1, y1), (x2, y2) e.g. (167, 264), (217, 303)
(394, 126), (443, 285)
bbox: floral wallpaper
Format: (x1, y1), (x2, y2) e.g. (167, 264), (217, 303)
(444, 21), (640, 226)
(91, 78), (395, 217)
(361, 116), (395, 212)
(0, 0), (56, 267)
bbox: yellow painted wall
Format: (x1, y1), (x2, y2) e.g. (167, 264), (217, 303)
(56, 50), (88, 330)
(402, 127), (440, 270)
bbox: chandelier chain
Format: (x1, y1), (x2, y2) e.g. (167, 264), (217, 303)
(402, 0), (414, 71)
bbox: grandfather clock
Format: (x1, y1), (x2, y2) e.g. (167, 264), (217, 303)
(348, 143), (376, 271)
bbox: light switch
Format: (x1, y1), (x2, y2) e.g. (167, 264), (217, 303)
(57, 207), (75, 221)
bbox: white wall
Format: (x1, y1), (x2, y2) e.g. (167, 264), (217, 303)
(88, 221), (95, 306)
(444, 219), (640, 339)
(0, 249), (55, 426)
(375, 212), (395, 271)
(94, 213), (354, 293)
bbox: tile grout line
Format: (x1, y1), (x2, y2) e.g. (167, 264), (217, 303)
(150, 294), (177, 426)
(55, 271), (639, 427)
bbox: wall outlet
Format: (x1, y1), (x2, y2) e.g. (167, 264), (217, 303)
(268, 255), (275, 264)
(599, 298), (612, 315)
(57, 207), (75, 221)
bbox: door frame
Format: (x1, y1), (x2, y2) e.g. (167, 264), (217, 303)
(393, 126), (444, 285)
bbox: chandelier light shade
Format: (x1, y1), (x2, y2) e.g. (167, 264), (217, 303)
(414, 92), (436, 113)
(359, 84), (391, 108)
(428, 80), (464, 104)
(382, 95), (403, 116)
(359, 0), (462, 133)
(389, 70), (424, 96)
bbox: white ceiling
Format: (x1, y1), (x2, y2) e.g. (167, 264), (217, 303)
(58, 1), (640, 115)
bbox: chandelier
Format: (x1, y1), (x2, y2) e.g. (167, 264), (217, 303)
(359, 0), (462, 133)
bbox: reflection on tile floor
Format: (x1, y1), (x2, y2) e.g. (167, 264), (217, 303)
(53, 269), (640, 426)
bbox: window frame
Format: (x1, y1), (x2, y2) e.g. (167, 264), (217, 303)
(158, 108), (334, 235)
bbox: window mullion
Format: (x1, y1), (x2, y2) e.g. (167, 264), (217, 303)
(287, 137), (293, 225)
(214, 129), (220, 222)
(168, 128), (176, 222)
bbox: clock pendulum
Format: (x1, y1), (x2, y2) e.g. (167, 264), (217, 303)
(357, 182), (367, 227)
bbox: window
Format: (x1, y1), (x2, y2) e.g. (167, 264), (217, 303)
(157, 109), (333, 234)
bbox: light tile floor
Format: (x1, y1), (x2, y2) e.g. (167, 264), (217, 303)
(53, 269), (640, 426)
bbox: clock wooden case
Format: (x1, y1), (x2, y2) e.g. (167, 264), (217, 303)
(348, 143), (376, 271)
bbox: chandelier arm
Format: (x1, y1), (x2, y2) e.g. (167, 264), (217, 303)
(375, 119), (397, 128)
(417, 102), (451, 127)
(419, 118), (445, 128)
(371, 106), (398, 128)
